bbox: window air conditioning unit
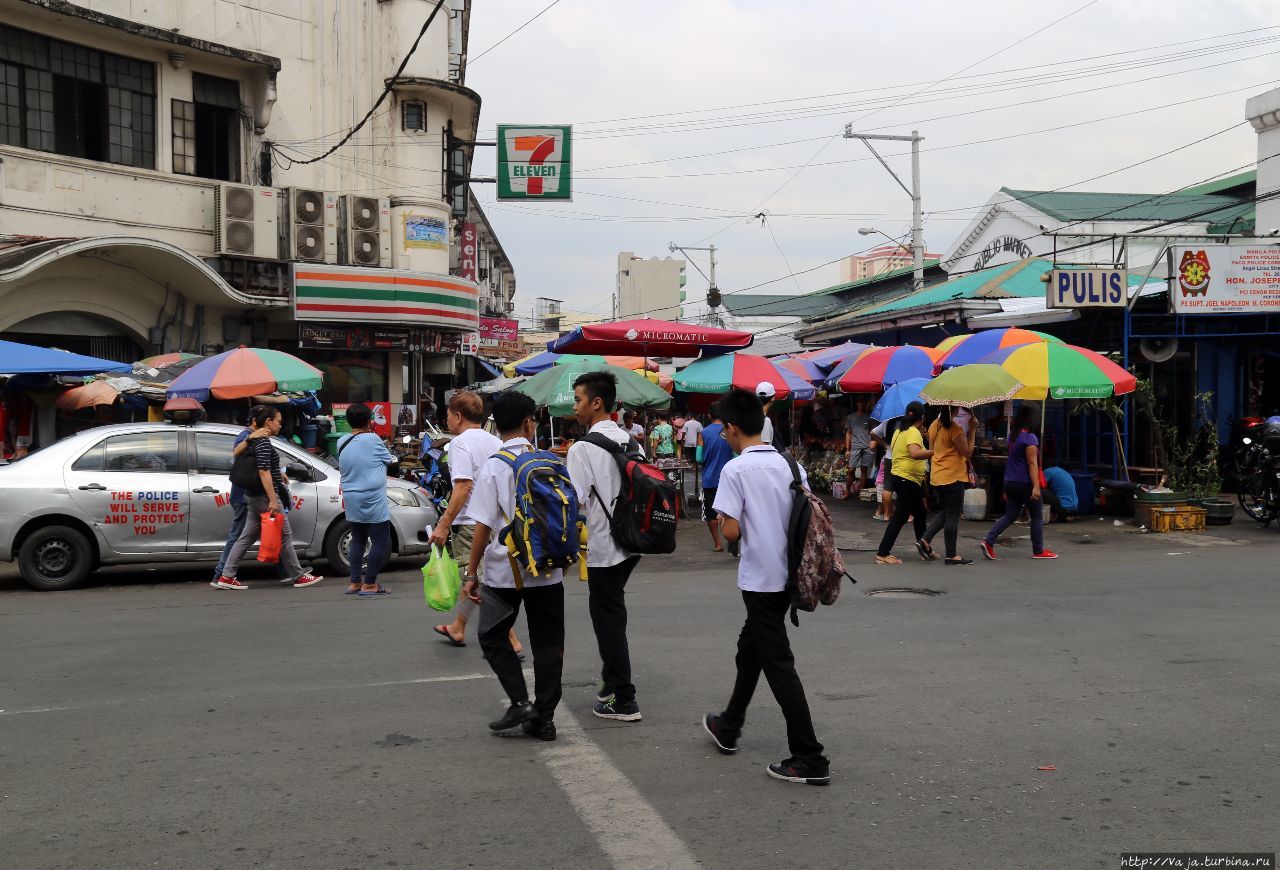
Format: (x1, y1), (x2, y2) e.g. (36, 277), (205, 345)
(214, 183), (279, 260)
(340, 195), (393, 268)
(283, 187), (338, 263)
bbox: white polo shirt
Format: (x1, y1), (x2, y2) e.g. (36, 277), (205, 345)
(466, 437), (563, 589)
(566, 419), (634, 568)
(447, 426), (502, 526)
(679, 418), (703, 448)
(713, 445), (806, 593)
(761, 416), (775, 445)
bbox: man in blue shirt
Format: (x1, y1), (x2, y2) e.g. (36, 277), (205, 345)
(699, 403), (734, 552)
(1042, 466), (1079, 522)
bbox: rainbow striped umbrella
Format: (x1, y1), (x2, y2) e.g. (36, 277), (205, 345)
(796, 341), (874, 372)
(836, 345), (943, 393)
(933, 328), (1062, 371)
(775, 356), (826, 383)
(979, 343), (1136, 400)
(167, 347), (323, 400)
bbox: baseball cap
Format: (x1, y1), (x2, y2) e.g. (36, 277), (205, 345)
(755, 381), (776, 400)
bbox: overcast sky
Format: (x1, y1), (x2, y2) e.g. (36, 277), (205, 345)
(463, 0), (1277, 321)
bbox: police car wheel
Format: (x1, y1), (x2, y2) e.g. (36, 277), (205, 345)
(19, 525), (93, 591)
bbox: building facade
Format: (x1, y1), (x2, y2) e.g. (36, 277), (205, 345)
(615, 251), (684, 321)
(0, 0), (512, 416)
(840, 244), (941, 283)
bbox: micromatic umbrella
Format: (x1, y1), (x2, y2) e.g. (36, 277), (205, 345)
(0, 339), (131, 376)
(514, 360), (672, 417)
(836, 345), (942, 393)
(979, 343), (1137, 400)
(933, 328), (1063, 371)
(919, 364), (1024, 408)
(547, 318), (754, 357)
(167, 346), (324, 401)
(871, 377), (931, 422)
(673, 352), (791, 400)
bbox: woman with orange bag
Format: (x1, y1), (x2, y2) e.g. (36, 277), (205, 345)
(214, 405), (324, 590)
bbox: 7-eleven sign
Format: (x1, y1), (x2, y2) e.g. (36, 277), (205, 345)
(497, 124), (572, 201)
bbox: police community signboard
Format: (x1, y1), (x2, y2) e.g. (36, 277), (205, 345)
(1171, 245), (1280, 314)
(497, 125), (572, 201)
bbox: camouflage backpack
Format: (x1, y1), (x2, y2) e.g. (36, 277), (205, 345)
(782, 454), (856, 626)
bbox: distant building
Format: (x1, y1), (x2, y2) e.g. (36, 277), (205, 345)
(616, 252), (685, 320)
(841, 245), (941, 283)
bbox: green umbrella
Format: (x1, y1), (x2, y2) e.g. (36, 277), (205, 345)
(514, 360), (672, 416)
(918, 364), (1023, 408)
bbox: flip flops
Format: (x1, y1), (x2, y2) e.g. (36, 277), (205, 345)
(359, 585), (392, 596)
(433, 624), (466, 647)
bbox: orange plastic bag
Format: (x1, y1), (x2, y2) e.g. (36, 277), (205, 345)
(257, 511), (284, 564)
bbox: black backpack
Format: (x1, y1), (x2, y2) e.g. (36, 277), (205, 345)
(581, 433), (679, 555)
(230, 442), (265, 494)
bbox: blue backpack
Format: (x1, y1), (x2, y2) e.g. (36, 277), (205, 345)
(495, 448), (588, 587)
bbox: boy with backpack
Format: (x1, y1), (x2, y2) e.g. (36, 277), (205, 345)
(461, 391), (580, 741)
(702, 388), (832, 786)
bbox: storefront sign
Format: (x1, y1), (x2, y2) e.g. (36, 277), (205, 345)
(300, 324), (461, 354)
(479, 317), (518, 345)
(461, 332), (480, 355)
(974, 235), (1034, 270)
(1171, 245), (1280, 314)
(404, 215), (448, 250)
(497, 124), (572, 201)
(293, 264), (479, 331)
(460, 222), (478, 281)
(1047, 269), (1128, 308)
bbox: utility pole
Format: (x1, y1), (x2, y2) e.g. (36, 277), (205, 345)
(668, 242), (721, 324)
(843, 127), (924, 292)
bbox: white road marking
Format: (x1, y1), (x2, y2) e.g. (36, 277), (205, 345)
(0, 706), (70, 716)
(364, 673), (492, 687)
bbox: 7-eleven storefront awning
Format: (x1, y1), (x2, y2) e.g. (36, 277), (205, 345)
(292, 264), (479, 332)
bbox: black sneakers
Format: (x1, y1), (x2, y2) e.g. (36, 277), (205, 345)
(488, 701), (536, 732)
(522, 719), (557, 741)
(595, 680), (615, 704)
(592, 698), (642, 721)
(702, 714), (739, 754)
(767, 757), (831, 786)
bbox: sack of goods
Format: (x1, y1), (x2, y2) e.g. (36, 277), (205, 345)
(496, 449), (589, 587)
(582, 433), (679, 555)
(783, 455), (856, 626)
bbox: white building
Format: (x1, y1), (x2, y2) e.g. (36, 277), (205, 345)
(616, 251), (685, 320)
(0, 0), (512, 414)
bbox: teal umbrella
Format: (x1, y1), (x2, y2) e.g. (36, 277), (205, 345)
(514, 360), (672, 416)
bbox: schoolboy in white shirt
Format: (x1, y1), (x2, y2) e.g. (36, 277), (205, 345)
(462, 392), (564, 741)
(703, 388), (831, 786)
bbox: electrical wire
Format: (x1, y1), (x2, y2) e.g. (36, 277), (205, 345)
(468, 0), (565, 65)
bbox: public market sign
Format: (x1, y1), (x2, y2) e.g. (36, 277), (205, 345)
(1047, 269), (1128, 308)
(1170, 245), (1280, 314)
(497, 125), (572, 200)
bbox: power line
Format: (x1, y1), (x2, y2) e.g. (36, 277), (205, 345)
(469, 0), (565, 64)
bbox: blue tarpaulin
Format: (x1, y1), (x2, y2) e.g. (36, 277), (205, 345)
(0, 339), (131, 376)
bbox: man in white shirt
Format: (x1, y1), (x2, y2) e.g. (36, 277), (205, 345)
(567, 371), (643, 722)
(462, 392), (564, 740)
(756, 381), (776, 444)
(430, 391), (520, 655)
(677, 415), (703, 462)
(702, 388), (830, 786)
(623, 410), (646, 455)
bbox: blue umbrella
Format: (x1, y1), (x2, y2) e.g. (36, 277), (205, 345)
(0, 339), (131, 376)
(513, 350), (561, 375)
(799, 341), (873, 372)
(871, 377), (930, 422)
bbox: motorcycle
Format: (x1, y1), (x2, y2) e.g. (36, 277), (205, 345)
(1236, 419), (1280, 525)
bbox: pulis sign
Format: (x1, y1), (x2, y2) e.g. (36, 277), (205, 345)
(1047, 269), (1128, 309)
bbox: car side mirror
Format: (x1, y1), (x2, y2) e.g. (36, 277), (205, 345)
(285, 462), (312, 482)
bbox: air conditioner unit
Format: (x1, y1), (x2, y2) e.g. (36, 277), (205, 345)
(214, 183), (279, 260)
(283, 187), (338, 263)
(340, 195), (393, 268)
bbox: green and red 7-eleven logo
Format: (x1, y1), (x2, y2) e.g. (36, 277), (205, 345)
(497, 125), (572, 200)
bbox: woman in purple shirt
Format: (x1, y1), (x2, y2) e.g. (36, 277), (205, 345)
(980, 405), (1059, 561)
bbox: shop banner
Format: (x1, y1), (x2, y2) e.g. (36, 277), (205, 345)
(333, 402), (393, 439)
(460, 223), (478, 281)
(1047, 269), (1127, 308)
(404, 215), (448, 250)
(1171, 245), (1280, 314)
(293, 264), (479, 331)
(299, 323), (462, 354)
(479, 317), (518, 345)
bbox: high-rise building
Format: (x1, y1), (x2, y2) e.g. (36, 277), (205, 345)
(840, 245), (941, 283)
(616, 252), (685, 320)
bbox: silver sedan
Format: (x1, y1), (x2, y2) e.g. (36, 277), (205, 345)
(0, 422), (437, 590)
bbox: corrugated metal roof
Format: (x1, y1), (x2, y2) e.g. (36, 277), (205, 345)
(721, 293), (843, 317)
(1180, 169), (1255, 197)
(1001, 187), (1252, 224)
(806, 259), (942, 297)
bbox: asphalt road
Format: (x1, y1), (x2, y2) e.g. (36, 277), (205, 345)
(1, 502), (1277, 870)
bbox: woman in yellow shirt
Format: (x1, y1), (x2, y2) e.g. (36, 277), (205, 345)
(919, 406), (977, 565)
(875, 402), (933, 565)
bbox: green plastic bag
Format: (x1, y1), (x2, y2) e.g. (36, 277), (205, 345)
(422, 545), (461, 611)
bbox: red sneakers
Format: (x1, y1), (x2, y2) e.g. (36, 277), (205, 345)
(293, 573), (323, 588)
(214, 577), (248, 590)
(979, 540), (998, 561)
(1032, 550), (1060, 560)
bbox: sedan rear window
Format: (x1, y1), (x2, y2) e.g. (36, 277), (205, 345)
(74, 433), (181, 473)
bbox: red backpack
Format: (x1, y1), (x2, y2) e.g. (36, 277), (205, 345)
(581, 433), (680, 554)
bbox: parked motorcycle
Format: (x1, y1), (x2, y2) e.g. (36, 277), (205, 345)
(1237, 419), (1280, 525)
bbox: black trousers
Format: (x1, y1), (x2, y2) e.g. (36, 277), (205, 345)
(478, 583), (565, 724)
(923, 481), (967, 559)
(877, 476), (927, 557)
(721, 591), (825, 765)
(587, 556), (641, 705)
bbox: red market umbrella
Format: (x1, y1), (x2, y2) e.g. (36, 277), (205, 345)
(836, 345), (942, 393)
(547, 318), (754, 357)
(673, 352), (792, 400)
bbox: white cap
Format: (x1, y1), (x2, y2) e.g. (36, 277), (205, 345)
(755, 381), (776, 400)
